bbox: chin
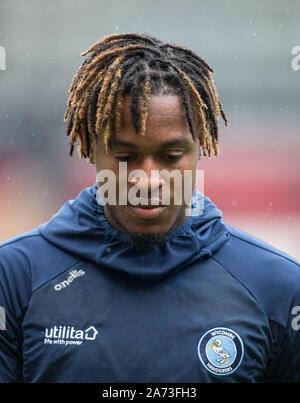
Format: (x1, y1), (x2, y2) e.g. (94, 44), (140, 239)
(122, 220), (172, 236)
(105, 205), (186, 237)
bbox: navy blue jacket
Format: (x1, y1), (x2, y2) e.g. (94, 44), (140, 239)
(0, 184), (300, 382)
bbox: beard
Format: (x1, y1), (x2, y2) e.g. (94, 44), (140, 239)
(104, 205), (183, 252)
(122, 231), (170, 251)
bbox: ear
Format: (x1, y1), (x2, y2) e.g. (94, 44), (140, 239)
(78, 129), (96, 164)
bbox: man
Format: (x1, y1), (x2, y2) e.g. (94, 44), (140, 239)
(0, 33), (299, 383)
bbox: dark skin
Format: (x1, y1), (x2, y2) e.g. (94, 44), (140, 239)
(80, 93), (200, 236)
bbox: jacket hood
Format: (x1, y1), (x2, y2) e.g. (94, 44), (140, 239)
(39, 183), (229, 279)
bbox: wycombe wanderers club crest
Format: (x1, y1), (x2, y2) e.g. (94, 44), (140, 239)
(198, 327), (244, 376)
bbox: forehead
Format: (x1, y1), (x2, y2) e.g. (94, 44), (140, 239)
(113, 94), (195, 147)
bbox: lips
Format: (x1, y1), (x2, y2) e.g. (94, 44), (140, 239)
(129, 206), (166, 219)
(128, 201), (166, 220)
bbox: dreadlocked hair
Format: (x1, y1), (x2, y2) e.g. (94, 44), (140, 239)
(64, 32), (228, 160)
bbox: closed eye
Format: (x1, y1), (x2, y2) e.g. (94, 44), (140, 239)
(114, 152), (184, 163)
(161, 152), (184, 162)
(114, 154), (138, 162)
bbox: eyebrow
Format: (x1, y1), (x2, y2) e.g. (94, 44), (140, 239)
(108, 138), (192, 150)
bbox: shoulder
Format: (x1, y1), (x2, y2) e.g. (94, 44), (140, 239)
(0, 228), (80, 294)
(213, 223), (300, 328)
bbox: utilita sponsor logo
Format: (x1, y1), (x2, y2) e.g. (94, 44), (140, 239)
(54, 269), (85, 291)
(44, 325), (99, 346)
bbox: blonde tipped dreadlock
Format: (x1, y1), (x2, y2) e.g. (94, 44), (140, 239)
(64, 32), (228, 160)
(140, 71), (151, 136)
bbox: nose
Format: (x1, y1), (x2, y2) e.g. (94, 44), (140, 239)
(128, 156), (164, 193)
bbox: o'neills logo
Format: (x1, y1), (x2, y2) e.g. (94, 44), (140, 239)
(44, 325), (99, 346)
(54, 269), (85, 291)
